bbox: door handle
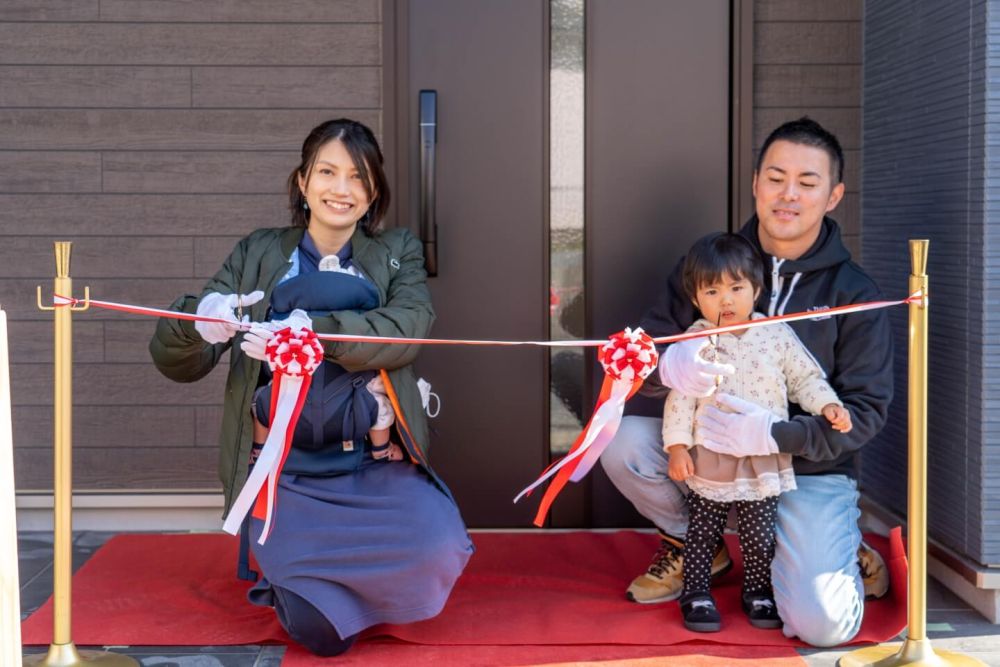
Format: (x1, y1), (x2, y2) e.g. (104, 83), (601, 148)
(419, 90), (438, 276)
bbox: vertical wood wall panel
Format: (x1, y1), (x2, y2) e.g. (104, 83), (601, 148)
(755, 0), (861, 22)
(0, 151), (102, 193)
(1, 4), (383, 491)
(0, 24), (379, 66)
(97, 1), (379, 23)
(101, 152), (297, 194)
(0, 194), (288, 236)
(0, 1), (99, 21)
(191, 67), (381, 108)
(0, 109), (380, 150)
(0, 66), (191, 108)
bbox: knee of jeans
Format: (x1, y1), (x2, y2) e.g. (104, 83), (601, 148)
(598, 439), (630, 481)
(778, 583), (862, 648)
(600, 436), (664, 482)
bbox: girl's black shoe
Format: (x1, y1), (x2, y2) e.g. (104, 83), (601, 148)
(741, 592), (782, 629)
(679, 591), (722, 632)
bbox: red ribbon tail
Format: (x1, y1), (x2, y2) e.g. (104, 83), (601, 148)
(530, 376), (617, 527)
(532, 463), (577, 528)
(251, 373), (312, 524)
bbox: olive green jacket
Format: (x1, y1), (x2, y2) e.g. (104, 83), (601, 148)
(149, 226), (436, 517)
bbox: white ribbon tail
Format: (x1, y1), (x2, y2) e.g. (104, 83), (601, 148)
(513, 379), (632, 503)
(568, 381), (631, 481)
(221, 376), (303, 540)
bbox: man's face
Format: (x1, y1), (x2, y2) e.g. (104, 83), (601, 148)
(752, 140), (845, 259)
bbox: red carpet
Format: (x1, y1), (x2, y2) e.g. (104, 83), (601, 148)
(21, 529), (905, 655)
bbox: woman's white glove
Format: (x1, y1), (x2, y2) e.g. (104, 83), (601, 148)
(277, 308), (313, 333)
(239, 309), (314, 362)
(239, 325), (275, 362)
(194, 291), (264, 344)
(695, 394), (779, 457)
(658, 338), (735, 398)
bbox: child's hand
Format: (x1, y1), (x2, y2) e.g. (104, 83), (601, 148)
(666, 445), (695, 481)
(822, 404), (853, 433)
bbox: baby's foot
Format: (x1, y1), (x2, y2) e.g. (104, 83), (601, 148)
(372, 442), (406, 461)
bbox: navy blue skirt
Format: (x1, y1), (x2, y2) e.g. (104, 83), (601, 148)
(247, 459), (473, 637)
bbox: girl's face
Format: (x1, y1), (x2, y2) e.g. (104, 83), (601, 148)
(693, 272), (759, 325)
(298, 139), (373, 235)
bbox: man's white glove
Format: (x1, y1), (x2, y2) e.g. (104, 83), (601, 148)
(658, 338), (736, 398)
(194, 291), (264, 344)
(239, 325), (275, 362)
(696, 394), (780, 457)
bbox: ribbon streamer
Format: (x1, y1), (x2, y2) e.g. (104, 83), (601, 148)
(222, 327), (322, 544)
(514, 328), (658, 527)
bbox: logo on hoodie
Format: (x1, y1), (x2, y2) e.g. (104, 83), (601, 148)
(808, 305), (832, 321)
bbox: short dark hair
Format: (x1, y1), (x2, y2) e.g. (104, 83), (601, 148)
(682, 232), (765, 304)
(755, 116), (844, 184)
(288, 118), (390, 234)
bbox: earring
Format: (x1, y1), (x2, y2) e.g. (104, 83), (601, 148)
(303, 201), (309, 211)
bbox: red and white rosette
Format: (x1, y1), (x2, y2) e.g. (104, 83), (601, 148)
(223, 326), (323, 544)
(515, 327), (658, 526)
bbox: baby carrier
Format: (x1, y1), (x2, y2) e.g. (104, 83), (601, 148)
(253, 269), (382, 474)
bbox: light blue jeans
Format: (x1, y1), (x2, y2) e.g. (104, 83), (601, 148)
(600, 415), (865, 647)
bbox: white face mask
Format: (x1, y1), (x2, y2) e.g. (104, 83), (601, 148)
(417, 377), (441, 418)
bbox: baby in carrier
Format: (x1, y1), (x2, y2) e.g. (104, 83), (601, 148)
(247, 253), (404, 465)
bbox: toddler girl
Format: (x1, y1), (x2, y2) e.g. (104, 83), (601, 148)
(663, 232), (851, 632)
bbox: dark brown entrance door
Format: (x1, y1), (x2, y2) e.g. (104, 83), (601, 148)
(386, 0), (731, 527)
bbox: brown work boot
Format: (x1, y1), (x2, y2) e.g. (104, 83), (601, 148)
(625, 535), (733, 604)
(859, 540), (889, 599)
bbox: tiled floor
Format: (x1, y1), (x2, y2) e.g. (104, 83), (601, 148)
(16, 531), (1000, 666)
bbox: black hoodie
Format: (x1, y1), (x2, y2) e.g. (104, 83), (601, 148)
(627, 216), (893, 478)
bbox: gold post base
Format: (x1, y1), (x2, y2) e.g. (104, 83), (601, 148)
(23, 643), (139, 667)
(838, 638), (987, 667)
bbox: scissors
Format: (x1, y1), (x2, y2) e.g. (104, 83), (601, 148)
(710, 313), (723, 390)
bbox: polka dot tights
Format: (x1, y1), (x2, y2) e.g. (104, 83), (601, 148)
(683, 493), (779, 597)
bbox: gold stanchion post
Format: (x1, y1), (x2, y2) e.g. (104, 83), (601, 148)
(840, 241), (983, 666)
(24, 242), (137, 667)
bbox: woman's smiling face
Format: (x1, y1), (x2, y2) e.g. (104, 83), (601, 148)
(298, 139), (373, 235)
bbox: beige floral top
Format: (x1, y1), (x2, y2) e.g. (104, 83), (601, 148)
(662, 314), (842, 502)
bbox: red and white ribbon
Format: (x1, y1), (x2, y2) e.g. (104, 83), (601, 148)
(222, 326), (323, 544)
(514, 328), (659, 526)
(51, 291), (924, 348)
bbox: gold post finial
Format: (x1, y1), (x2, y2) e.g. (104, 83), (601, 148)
(53, 242), (72, 279)
(909, 239), (928, 278)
